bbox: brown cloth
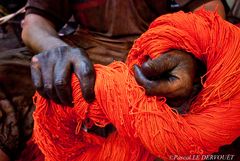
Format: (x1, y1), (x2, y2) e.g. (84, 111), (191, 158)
(25, 0), (184, 33)
(25, 0), (193, 65)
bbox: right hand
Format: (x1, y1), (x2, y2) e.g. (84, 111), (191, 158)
(31, 46), (96, 106)
(134, 50), (198, 107)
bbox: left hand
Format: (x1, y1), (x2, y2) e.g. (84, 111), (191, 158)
(134, 50), (198, 107)
(0, 92), (19, 160)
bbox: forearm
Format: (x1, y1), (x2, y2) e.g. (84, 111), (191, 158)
(188, 0), (226, 19)
(22, 14), (68, 53)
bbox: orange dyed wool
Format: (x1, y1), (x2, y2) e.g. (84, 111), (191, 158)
(19, 10), (240, 161)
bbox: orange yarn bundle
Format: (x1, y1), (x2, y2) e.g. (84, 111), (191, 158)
(25, 10), (240, 161)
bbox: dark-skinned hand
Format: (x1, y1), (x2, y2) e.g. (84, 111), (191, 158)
(31, 46), (96, 106)
(134, 50), (199, 107)
(0, 90), (19, 159)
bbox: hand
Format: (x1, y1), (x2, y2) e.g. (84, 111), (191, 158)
(134, 50), (198, 107)
(31, 46), (96, 106)
(0, 92), (19, 159)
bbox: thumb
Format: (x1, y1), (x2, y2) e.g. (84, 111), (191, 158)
(141, 53), (179, 78)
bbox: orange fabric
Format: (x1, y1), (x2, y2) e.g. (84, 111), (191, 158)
(20, 10), (240, 161)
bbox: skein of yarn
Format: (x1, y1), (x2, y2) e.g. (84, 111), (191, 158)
(19, 9), (240, 161)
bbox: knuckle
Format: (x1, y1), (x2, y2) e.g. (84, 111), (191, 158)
(142, 62), (155, 74)
(81, 63), (94, 77)
(31, 56), (40, 68)
(71, 49), (83, 59)
(82, 69), (93, 77)
(54, 80), (67, 88)
(145, 86), (152, 95)
(142, 61), (151, 70)
(44, 84), (53, 91)
(31, 55), (39, 62)
(34, 83), (42, 90)
(71, 47), (80, 53)
(73, 48), (86, 56)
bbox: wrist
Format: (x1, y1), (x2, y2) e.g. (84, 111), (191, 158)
(34, 37), (69, 54)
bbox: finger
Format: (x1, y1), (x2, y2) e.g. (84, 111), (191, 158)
(134, 65), (155, 95)
(141, 52), (179, 78)
(73, 57), (95, 103)
(5, 111), (19, 137)
(54, 59), (73, 106)
(30, 56), (46, 98)
(135, 65), (183, 97)
(41, 60), (61, 104)
(0, 100), (19, 140)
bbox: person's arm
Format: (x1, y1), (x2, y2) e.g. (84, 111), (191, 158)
(22, 14), (68, 53)
(135, 0), (225, 107)
(186, 0), (226, 18)
(21, 13), (96, 106)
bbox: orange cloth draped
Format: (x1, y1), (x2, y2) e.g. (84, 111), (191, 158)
(19, 10), (240, 161)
